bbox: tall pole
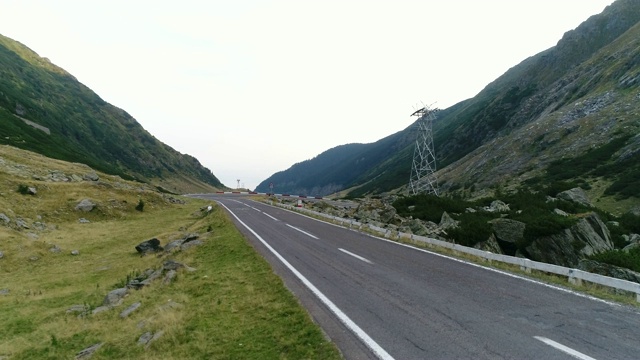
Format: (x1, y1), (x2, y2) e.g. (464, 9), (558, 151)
(409, 106), (439, 196)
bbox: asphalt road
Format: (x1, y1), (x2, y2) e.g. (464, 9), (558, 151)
(197, 195), (640, 360)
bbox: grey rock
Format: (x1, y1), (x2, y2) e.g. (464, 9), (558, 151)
(27, 186), (37, 195)
(163, 270), (177, 285)
(70, 174), (83, 182)
(0, 213), (9, 224)
(623, 242), (640, 253)
(137, 332), (153, 346)
(49, 245), (61, 253)
(75, 343), (102, 360)
(91, 306), (110, 315)
(83, 172), (99, 181)
(15, 218), (29, 229)
(66, 304), (89, 314)
(79, 218), (90, 223)
(135, 238), (163, 255)
(0, 251), (3, 259)
(75, 199), (96, 212)
(180, 240), (203, 250)
(557, 187), (592, 208)
(485, 200), (510, 213)
(554, 208), (569, 217)
(489, 218), (526, 256)
(120, 302), (141, 318)
(163, 260), (184, 271)
(0, 289), (9, 295)
(439, 211), (459, 230)
(474, 234), (504, 254)
(103, 287), (128, 307)
(164, 239), (184, 252)
(71, 250), (80, 256)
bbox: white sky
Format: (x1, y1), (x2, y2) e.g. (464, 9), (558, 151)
(0, 0), (614, 190)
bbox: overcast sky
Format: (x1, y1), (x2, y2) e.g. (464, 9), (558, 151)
(1, 0), (614, 190)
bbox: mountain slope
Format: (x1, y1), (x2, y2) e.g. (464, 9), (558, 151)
(0, 34), (224, 194)
(257, 0), (640, 209)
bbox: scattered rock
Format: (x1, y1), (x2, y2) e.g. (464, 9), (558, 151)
(91, 306), (110, 315)
(103, 287), (128, 307)
(79, 218), (90, 223)
(83, 172), (99, 182)
(29, 256), (39, 262)
(75, 199), (96, 212)
(66, 304), (89, 315)
(0, 251), (4, 259)
(164, 239), (184, 252)
(137, 332), (153, 346)
(474, 234), (504, 254)
(439, 211), (458, 230)
(485, 200), (510, 213)
(15, 218), (29, 229)
(163, 260), (185, 271)
(120, 302), (141, 318)
(554, 208), (569, 217)
(0, 213), (9, 224)
(0, 289), (9, 295)
(489, 218), (526, 256)
(49, 245), (61, 253)
(135, 238), (163, 255)
(180, 240), (203, 251)
(75, 343), (102, 360)
(27, 186), (37, 195)
(71, 250), (80, 256)
(163, 270), (177, 285)
(557, 187), (592, 208)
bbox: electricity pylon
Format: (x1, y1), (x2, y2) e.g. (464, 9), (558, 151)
(409, 106), (439, 196)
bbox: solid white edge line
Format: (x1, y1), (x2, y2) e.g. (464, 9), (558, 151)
(286, 224), (320, 239)
(534, 336), (597, 360)
(339, 248), (373, 264)
(218, 201), (394, 360)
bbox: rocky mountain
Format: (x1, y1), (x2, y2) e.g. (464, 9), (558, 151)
(257, 0), (640, 214)
(0, 34), (224, 194)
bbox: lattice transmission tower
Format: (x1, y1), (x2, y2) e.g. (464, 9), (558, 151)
(409, 105), (439, 196)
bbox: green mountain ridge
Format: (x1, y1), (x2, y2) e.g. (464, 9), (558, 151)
(0, 34), (224, 194)
(256, 0), (640, 214)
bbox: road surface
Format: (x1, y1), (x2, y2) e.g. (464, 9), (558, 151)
(197, 195), (640, 360)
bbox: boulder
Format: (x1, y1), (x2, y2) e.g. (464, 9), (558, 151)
(135, 238), (163, 255)
(557, 187), (592, 207)
(489, 218), (525, 256)
(27, 186), (37, 195)
(75, 199), (96, 212)
(473, 234), (504, 254)
(0, 213), (9, 225)
(439, 211), (458, 230)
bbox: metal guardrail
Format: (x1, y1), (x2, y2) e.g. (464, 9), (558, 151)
(278, 203), (640, 302)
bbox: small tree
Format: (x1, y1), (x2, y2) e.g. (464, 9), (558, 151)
(135, 199), (145, 212)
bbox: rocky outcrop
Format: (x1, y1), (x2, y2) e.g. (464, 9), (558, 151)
(75, 199), (96, 212)
(525, 212), (613, 267)
(135, 238), (163, 255)
(578, 259), (640, 284)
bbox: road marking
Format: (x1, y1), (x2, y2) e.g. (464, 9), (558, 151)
(263, 212), (279, 221)
(339, 248), (373, 264)
(218, 202), (394, 360)
(534, 336), (597, 360)
(286, 224), (319, 239)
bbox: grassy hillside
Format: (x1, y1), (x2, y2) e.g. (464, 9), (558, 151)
(0, 34), (224, 194)
(0, 145), (339, 359)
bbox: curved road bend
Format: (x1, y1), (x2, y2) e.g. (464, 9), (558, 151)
(199, 195), (640, 360)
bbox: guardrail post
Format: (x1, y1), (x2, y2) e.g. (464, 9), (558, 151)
(519, 259), (532, 274)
